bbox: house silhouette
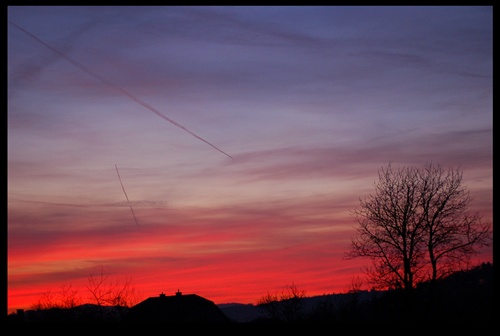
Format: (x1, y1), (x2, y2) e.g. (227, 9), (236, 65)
(125, 290), (230, 323)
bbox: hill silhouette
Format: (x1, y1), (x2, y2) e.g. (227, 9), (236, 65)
(6, 262), (493, 328)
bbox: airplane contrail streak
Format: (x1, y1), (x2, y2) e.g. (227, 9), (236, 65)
(115, 164), (140, 225)
(9, 20), (234, 160)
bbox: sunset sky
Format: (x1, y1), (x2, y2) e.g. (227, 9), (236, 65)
(7, 6), (493, 313)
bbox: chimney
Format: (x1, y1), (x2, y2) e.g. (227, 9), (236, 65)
(176, 289), (182, 296)
(16, 309), (25, 322)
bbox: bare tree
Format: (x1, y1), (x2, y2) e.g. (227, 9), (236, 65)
(345, 163), (426, 291)
(257, 283), (307, 321)
(348, 275), (364, 294)
(31, 290), (58, 311)
(256, 291), (281, 320)
(345, 162), (491, 292)
(31, 285), (82, 310)
(29, 269), (140, 323)
(86, 268), (138, 308)
(58, 284), (82, 308)
(417, 164), (491, 282)
(84, 269), (139, 321)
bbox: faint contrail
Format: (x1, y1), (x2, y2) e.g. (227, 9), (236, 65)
(9, 20), (234, 160)
(9, 17), (101, 99)
(115, 164), (140, 225)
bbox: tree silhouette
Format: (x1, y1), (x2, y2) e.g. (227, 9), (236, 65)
(345, 162), (491, 293)
(30, 268), (139, 322)
(31, 284), (82, 310)
(417, 164), (491, 282)
(256, 283), (307, 322)
(85, 268), (139, 321)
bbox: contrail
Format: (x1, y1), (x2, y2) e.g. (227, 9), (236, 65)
(9, 20), (234, 160)
(115, 164), (140, 225)
(9, 17), (101, 99)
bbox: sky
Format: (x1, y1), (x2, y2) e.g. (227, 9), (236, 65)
(7, 6), (493, 313)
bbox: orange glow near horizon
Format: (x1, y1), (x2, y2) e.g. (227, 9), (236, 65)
(8, 197), (370, 313)
(7, 195), (493, 314)
(8, 248), (492, 314)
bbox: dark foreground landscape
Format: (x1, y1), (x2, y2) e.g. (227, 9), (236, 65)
(6, 262), (493, 330)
